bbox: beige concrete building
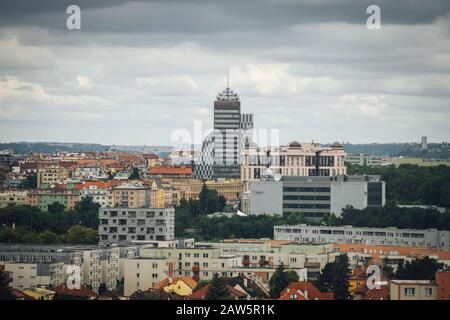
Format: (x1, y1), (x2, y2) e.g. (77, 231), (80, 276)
(390, 280), (436, 300)
(119, 240), (341, 297)
(107, 182), (149, 208)
(121, 257), (175, 296)
(0, 190), (28, 208)
(241, 142), (347, 191)
(3, 262), (66, 290)
(170, 179), (243, 201)
(37, 166), (70, 188)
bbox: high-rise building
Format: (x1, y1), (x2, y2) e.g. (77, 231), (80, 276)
(421, 136), (428, 150)
(193, 85), (253, 180)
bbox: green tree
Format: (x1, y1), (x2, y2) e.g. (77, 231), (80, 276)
(395, 257), (443, 280)
(47, 202), (66, 214)
(268, 263), (299, 298)
(65, 225), (98, 244)
(129, 167), (140, 180)
(74, 196), (101, 229)
(98, 283), (107, 295)
(205, 273), (231, 300)
(0, 270), (14, 300)
(315, 254), (350, 300)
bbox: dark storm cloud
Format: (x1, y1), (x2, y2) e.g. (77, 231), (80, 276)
(1, 0), (449, 33)
(1, 0), (450, 144)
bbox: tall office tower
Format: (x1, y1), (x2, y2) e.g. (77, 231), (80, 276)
(421, 136), (428, 150)
(193, 85), (254, 180)
(213, 87), (241, 178)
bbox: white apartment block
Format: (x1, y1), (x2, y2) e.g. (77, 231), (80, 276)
(119, 240), (335, 296)
(0, 244), (139, 291)
(274, 224), (450, 248)
(2, 262), (66, 290)
(72, 165), (109, 180)
(98, 207), (175, 245)
(80, 186), (111, 207)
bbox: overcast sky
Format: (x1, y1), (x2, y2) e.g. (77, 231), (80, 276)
(0, 0), (449, 146)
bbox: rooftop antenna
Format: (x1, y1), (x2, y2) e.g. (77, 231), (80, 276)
(227, 68), (229, 89)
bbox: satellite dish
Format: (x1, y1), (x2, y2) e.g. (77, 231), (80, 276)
(274, 172), (282, 181)
(265, 168), (273, 176)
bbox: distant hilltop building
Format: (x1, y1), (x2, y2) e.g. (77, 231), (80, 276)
(193, 83), (253, 180)
(421, 136), (428, 150)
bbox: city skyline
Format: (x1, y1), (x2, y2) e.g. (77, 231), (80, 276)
(1, 0), (450, 145)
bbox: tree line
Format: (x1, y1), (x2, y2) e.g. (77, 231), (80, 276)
(348, 164), (450, 207)
(324, 201), (450, 230)
(0, 197), (99, 244)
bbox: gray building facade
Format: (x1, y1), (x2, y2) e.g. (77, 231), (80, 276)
(98, 207), (175, 245)
(250, 175), (385, 220)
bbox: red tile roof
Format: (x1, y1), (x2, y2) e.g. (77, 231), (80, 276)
(279, 282), (334, 300)
(52, 284), (97, 298)
(363, 286), (390, 300)
(149, 166), (192, 175)
(188, 284), (246, 300)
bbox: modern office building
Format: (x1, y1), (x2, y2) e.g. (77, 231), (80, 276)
(193, 85), (254, 180)
(274, 224), (450, 248)
(98, 207), (175, 245)
(250, 175), (385, 220)
(241, 141), (347, 191)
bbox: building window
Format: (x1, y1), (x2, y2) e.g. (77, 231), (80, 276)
(424, 288), (433, 296)
(404, 288), (415, 296)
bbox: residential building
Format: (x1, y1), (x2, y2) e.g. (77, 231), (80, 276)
(0, 190), (28, 208)
(148, 166), (192, 179)
(275, 225), (450, 248)
(107, 182), (149, 208)
(27, 184), (81, 211)
(241, 141), (347, 191)
(72, 165), (109, 180)
(3, 262), (65, 290)
(0, 244), (139, 292)
(36, 166), (70, 188)
(331, 244), (450, 270)
(436, 272), (450, 300)
(121, 256), (176, 296)
(171, 179), (243, 201)
(390, 280), (436, 300)
(250, 175), (385, 220)
(98, 207), (175, 245)
(154, 276), (198, 296)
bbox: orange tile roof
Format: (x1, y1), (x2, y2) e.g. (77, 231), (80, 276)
(279, 282), (334, 300)
(52, 284), (97, 298)
(81, 180), (121, 189)
(188, 284), (246, 300)
(149, 166), (192, 175)
(363, 286), (390, 300)
(332, 243), (450, 260)
(154, 276), (198, 290)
